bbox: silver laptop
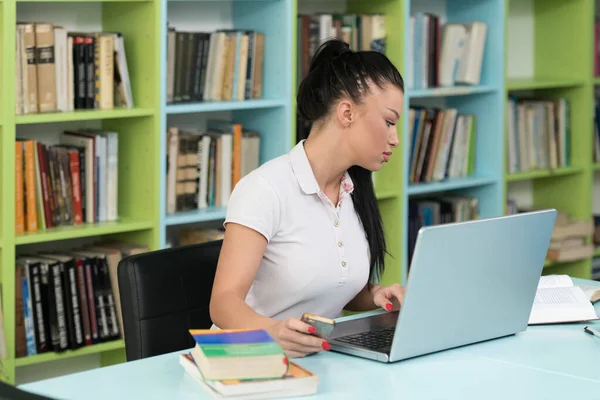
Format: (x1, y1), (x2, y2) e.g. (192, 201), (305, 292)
(328, 209), (557, 363)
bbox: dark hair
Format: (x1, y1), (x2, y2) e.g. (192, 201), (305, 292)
(297, 38), (404, 286)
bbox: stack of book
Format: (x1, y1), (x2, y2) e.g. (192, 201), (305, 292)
(546, 211), (595, 263)
(180, 329), (319, 398)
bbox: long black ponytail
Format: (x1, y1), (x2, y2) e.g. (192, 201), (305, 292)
(296, 38), (404, 285)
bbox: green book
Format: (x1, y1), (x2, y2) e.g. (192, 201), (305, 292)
(189, 329), (289, 381)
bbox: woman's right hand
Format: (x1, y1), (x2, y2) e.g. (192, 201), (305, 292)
(266, 318), (330, 358)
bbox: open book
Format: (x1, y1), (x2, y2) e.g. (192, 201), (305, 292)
(528, 275), (600, 325)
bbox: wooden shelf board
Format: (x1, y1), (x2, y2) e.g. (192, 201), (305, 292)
(166, 99), (286, 114)
(507, 78), (584, 91)
(15, 340), (125, 367)
(165, 207), (227, 226)
(408, 85), (497, 98)
(15, 108), (154, 124)
(506, 166), (583, 182)
(407, 176), (497, 196)
(15, 219), (154, 245)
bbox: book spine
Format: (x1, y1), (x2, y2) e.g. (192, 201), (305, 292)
(51, 262), (69, 351)
(75, 259), (93, 345)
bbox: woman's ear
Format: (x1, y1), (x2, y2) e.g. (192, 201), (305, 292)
(336, 98), (354, 128)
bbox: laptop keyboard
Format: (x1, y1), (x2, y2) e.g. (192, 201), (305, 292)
(335, 326), (395, 350)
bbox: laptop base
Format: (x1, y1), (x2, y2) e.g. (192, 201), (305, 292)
(329, 311), (399, 363)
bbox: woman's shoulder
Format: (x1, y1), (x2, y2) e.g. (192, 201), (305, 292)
(234, 152), (294, 195)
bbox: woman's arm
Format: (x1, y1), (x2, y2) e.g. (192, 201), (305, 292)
(209, 222), (276, 330)
(209, 222), (327, 358)
(344, 283), (380, 312)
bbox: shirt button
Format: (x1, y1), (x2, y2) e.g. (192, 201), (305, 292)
(338, 241), (344, 248)
(341, 261), (347, 267)
(334, 220), (340, 227)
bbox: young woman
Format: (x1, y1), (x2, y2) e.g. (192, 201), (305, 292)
(209, 38), (406, 358)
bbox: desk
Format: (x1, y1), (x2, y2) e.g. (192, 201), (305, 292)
(20, 278), (600, 400)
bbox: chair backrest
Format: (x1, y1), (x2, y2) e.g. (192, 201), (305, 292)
(117, 240), (222, 361)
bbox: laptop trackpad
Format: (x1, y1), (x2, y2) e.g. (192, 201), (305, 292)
(330, 311), (399, 339)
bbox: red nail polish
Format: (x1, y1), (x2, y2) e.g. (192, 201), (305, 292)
(308, 326), (316, 334)
(283, 357), (289, 366)
(322, 341), (330, 351)
(385, 303), (393, 311)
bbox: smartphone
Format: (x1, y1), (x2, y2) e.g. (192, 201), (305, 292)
(301, 313), (336, 338)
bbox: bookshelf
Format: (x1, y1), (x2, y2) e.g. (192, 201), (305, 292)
(399, 0), (506, 283)
(158, 0), (294, 248)
(505, 0), (596, 279)
(0, 0), (598, 388)
(1, 0), (161, 385)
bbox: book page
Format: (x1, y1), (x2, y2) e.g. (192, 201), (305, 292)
(529, 286), (599, 325)
(537, 274), (573, 289)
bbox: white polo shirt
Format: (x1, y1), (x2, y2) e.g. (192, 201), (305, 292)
(223, 140), (371, 321)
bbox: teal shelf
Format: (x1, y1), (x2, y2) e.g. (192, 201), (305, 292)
(401, 0), (506, 283)
(407, 177), (498, 196)
(408, 85), (498, 99)
(165, 207), (227, 226)
(158, 0), (294, 247)
(166, 99), (287, 114)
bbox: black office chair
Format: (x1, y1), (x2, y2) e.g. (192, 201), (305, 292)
(0, 381), (56, 400)
(117, 239), (223, 361)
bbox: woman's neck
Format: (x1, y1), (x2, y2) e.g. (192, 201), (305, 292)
(302, 128), (351, 193)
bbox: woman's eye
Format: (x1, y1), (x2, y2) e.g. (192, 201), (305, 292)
(386, 120), (395, 128)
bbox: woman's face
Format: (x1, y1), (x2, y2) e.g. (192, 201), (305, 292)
(347, 83), (403, 171)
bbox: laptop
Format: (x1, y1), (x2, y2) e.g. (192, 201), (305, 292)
(328, 209), (557, 363)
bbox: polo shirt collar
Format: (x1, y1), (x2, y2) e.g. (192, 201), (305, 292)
(290, 140), (354, 196)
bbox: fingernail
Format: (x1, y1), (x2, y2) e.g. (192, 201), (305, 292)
(283, 357), (289, 366)
(385, 303), (393, 311)
(322, 341), (330, 351)
(308, 327), (316, 334)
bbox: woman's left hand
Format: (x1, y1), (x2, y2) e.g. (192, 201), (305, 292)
(371, 283), (406, 311)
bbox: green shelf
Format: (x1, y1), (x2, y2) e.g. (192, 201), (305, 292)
(506, 167), (584, 182)
(15, 219), (154, 245)
(507, 78), (584, 91)
(15, 108), (155, 125)
(1, 0), (161, 385)
(15, 340), (125, 367)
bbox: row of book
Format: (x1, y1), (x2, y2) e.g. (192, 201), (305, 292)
(506, 97), (571, 174)
(166, 28), (265, 104)
(165, 121), (260, 214)
(14, 241), (148, 358)
(296, 13), (385, 83)
(408, 107), (477, 184)
(407, 196), (479, 269)
(407, 13), (487, 90)
(16, 22), (133, 115)
(16, 130), (118, 234)
(296, 13), (386, 142)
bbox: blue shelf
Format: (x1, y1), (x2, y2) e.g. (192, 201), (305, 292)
(165, 207), (227, 226)
(407, 177), (498, 196)
(408, 85), (498, 99)
(158, 0), (294, 247)
(166, 99), (286, 114)
(401, 0), (506, 283)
